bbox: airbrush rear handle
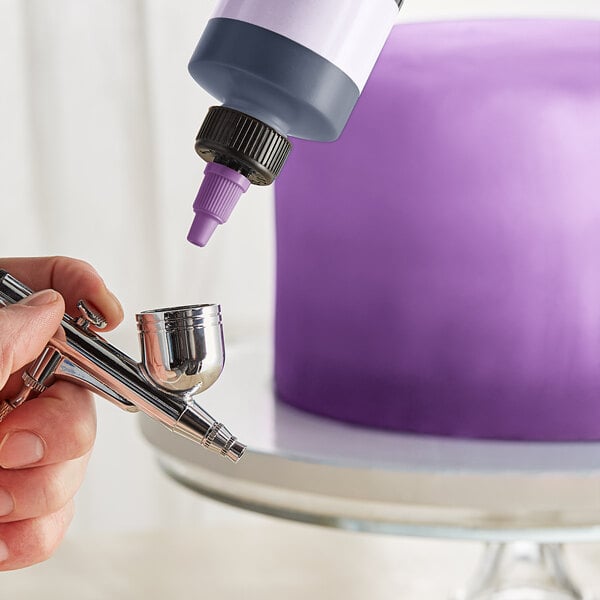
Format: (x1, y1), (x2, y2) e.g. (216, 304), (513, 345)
(0, 270), (245, 463)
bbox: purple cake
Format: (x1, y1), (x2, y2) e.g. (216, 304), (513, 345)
(274, 20), (600, 441)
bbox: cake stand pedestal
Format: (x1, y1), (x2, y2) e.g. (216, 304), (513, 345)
(140, 339), (600, 600)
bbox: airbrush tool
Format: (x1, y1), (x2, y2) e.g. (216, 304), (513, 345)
(0, 270), (245, 463)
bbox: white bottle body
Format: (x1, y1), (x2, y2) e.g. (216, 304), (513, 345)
(190, 0), (400, 140)
(213, 0), (398, 91)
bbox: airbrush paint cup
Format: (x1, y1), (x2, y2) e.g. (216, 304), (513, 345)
(137, 303), (225, 394)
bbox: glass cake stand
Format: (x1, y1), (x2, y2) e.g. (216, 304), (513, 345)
(140, 339), (600, 600)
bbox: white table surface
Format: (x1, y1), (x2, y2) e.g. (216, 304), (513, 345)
(2, 516), (600, 600)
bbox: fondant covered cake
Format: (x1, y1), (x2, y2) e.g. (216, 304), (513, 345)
(274, 20), (600, 441)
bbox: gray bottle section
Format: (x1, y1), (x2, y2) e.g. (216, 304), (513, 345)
(189, 18), (360, 142)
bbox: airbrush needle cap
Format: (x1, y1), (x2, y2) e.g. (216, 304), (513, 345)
(187, 162), (251, 247)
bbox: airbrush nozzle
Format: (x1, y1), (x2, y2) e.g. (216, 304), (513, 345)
(175, 403), (246, 462)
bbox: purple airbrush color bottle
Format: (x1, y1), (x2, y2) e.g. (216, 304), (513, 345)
(186, 0), (403, 246)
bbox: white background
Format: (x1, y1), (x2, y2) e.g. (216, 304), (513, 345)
(0, 0), (599, 537)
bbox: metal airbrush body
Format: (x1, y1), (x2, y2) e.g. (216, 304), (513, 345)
(0, 270), (245, 463)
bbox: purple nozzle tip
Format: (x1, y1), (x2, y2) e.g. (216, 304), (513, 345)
(187, 162), (251, 247)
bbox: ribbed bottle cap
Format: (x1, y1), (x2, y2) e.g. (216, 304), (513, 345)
(195, 106), (292, 185)
(187, 162), (251, 247)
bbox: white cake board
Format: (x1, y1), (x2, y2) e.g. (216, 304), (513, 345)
(140, 337), (600, 544)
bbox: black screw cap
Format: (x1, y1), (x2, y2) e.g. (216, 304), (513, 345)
(195, 106), (292, 186)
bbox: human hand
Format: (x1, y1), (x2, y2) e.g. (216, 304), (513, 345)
(0, 257), (123, 570)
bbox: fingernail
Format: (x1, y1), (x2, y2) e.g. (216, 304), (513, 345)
(21, 289), (59, 307)
(105, 288), (123, 315)
(0, 487), (14, 517)
(109, 289), (122, 310)
(0, 431), (45, 468)
(0, 540), (8, 563)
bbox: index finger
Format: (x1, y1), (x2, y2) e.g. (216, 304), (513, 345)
(0, 256), (123, 331)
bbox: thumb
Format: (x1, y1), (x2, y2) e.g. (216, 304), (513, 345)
(0, 290), (65, 388)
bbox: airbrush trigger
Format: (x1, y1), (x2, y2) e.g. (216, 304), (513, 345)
(76, 300), (107, 330)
